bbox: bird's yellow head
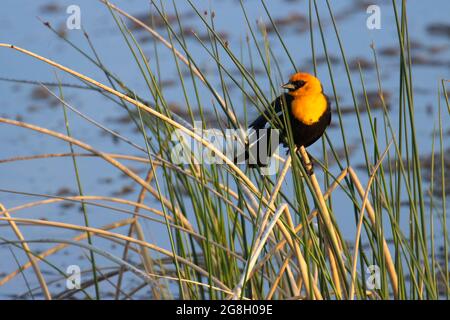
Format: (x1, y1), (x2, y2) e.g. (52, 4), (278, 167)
(282, 72), (322, 97)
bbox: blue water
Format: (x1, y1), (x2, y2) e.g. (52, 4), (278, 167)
(0, 0), (449, 298)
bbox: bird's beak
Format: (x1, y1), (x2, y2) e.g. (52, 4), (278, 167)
(281, 82), (296, 90)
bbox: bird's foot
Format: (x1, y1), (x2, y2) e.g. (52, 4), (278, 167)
(302, 157), (314, 176)
(293, 146), (315, 176)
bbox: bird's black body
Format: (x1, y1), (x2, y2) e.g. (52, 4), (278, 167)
(249, 93), (331, 149)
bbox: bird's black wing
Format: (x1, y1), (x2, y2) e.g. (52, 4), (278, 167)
(249, 93), (292, 130)
(245, 94), (292, 166)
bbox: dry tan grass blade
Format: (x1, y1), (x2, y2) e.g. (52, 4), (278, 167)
(0, 203), (51, 299)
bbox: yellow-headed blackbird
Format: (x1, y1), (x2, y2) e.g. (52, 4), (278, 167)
(246, 72), (331, 165)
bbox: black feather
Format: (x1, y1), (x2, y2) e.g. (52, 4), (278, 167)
(244, 92), (331, 166)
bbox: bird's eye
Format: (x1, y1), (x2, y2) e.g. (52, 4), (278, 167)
(292, 80), (306, 89)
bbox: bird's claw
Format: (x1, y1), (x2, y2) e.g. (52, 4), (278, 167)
(293, 146), (315, 176)
(302, 157), (314, 176)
